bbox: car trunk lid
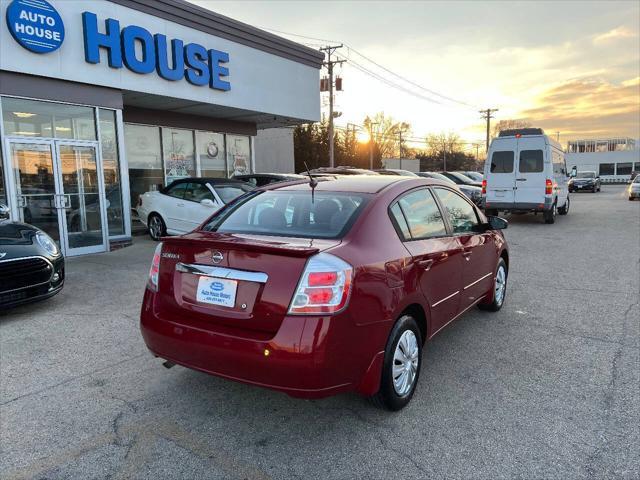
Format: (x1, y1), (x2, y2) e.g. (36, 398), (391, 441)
(155, 231), (340, 335)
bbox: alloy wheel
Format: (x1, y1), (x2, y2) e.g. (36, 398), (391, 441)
(495, 265), (506, 306)
(392, 330), (419, 396)
(149, 216), (163, 240)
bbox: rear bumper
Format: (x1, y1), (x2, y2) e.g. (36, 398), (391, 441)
(629, 191), (640, 198)
(484, 198), (553, 212)
(140, 289), (385, 398)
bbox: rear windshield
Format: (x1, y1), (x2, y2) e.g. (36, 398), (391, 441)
(576, 172), (596, 179)
(203, 190), (369, 239)
(213, 184), (253, 203)
(490, 151), (514, 173)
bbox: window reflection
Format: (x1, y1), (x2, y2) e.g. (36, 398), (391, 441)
(99, 109), (125, 236)
(2, 97), (96, 140)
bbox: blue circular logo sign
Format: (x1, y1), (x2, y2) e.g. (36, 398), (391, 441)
(6, 0), (64, 54)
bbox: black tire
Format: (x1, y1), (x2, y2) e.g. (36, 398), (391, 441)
(479, 257), (508, 312)
(370, 315), (422, 411)
(148, 213), (166, 241)
(485, 208), (498, 217)
(558, 196), (570, 215)
(543, 203), (556, 224)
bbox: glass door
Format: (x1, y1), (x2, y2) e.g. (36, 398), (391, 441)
(8, 140), (64, 245)
(55, 142), (107, 256)
(7, 139), (108, 256)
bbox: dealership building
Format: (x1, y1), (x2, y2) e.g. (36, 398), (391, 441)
(565, 138), (639, 182)
(0, 0), (322, 255)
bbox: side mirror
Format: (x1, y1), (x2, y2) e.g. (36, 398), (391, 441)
(200, 199), (216, 208)
(487, 215), (508, 230)
(0, 203), (9, 220)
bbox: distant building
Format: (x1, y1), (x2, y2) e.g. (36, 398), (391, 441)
(565, 138), (639, 182)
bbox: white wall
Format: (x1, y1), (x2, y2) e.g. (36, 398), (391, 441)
(254, 128), (295, 173)
(0, 0), (320, 122)
(566, 150), (640, 181)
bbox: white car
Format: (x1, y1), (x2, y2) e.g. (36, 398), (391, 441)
(483, 128), (570, 224)
(137, 178), (253, 240)
(628, 175), (640, 201)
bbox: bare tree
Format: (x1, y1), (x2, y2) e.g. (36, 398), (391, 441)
(364, 113), (411, 159)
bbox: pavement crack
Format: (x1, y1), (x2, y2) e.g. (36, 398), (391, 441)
(0, 353), (147, 406)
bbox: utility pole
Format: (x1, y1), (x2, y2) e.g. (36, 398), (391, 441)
(556, 131), (560, 142)
(475, 143), (479, 162)
(368, 121), (378, 170)
(398, 128), (403, 170)
(320, 45), (345, 168)
(479, 108), (499, 153)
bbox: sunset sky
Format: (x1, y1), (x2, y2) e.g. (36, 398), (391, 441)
(196, 1), (640, 149)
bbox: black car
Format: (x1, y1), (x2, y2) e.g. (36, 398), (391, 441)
(439, 171), (483, 188)
(0, 210), (64, 309)
(417, 172), (483, 205)
(569, 171), (601, 193)
(233, 173), (306, 187)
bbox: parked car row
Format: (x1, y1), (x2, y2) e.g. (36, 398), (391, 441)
(136, 169), (487, 241)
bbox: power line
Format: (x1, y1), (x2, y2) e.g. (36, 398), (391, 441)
(259, 26), (478, 110)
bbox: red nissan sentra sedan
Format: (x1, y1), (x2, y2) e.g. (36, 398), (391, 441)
(140, 175), (509, 410)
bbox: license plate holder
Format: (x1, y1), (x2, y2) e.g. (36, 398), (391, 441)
(196, 276), (237, 308)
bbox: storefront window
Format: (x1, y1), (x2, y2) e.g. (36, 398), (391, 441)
(196, 131), (226, 177)
(616, 163), (632, 175)
(162, 128), (195, 184)
(599, 163), (615, 176)
(226, 135), (251, 177)
(2, 97), (96, 140)
(99, 109), (125, 236)
(125, 124), (163, 210)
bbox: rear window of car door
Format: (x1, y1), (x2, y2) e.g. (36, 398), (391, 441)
(519, 150), (544, 173)
(490, 151), (514, 173)
(165, 182), (187, 199)
(393, 189), (447, 239)
(434, 188), (479, 234)
(184, 182), (214, 202)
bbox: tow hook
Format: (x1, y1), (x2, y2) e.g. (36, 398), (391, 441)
(162, 360), (176, 369)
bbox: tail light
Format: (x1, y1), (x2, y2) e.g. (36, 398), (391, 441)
(147, 242), (163, 291)
(545, 179), (553, 195)
(288, 253), (353, 315)
(481, 179), (487, 195)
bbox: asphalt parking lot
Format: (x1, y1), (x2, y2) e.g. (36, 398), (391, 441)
(1, 185), (638, 480)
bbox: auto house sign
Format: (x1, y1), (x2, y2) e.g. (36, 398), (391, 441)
(6, 0), (65, 54)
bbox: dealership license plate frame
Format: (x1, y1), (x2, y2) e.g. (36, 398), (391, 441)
(196, 276), (238, 308)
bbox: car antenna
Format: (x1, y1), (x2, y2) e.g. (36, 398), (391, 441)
(303, 161), (318, 203)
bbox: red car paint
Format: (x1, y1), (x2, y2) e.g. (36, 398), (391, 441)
(140, 176), (508, 398)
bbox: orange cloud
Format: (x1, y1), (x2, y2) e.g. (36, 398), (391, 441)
(520, 77), (640, 139)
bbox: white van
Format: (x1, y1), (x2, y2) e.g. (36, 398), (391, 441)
(482, 128), (569, 224)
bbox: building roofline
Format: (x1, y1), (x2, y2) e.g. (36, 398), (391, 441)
(107, 0), (325, 68)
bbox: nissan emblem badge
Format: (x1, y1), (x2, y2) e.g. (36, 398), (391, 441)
(212, 251), (224, 264)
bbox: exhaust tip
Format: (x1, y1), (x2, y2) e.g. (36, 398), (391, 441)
(162, 360), (176, 369)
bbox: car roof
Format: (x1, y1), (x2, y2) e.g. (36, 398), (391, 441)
(263, 174), (449, 194)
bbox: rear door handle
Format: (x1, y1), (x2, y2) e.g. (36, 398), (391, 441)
(417, 259), (434, 271)
(516, 178), (527, 181)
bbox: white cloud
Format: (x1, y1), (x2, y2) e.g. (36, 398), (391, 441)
(593, 26), (637, 44)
